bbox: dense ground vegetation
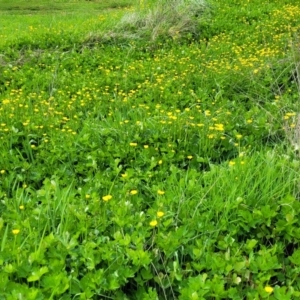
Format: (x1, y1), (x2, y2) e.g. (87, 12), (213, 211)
(1, 0), (300, 298)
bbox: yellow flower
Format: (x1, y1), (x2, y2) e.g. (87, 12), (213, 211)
(286, 112), (296, 116)
(149, 220), (158, 227)
(158, 160), (163, 165)
(157, 190), (165, 195)
(229, 161), (235, 166)
(121, 173), (128, 178)
(12, 229), (20, 235)
(130, 190), (138, 195)
(264, 286), (274, 294)
(187, 155), (193, 160)
(129, 142), (137, 147)
(102, 195), (112, 201)
(144, 145), (149, 149)
(236, 134), (242, 139)
(19, 205), (24, 210)
(157, 211), (164, 218)
(214, 123), (224, 131)
(85, 194), (91, 199)
(0, 170), (5, 174)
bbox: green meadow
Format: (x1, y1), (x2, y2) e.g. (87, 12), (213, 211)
(1, 0), (300, 298)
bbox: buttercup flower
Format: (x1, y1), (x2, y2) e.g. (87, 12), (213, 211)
(157, 211), (164, 218)
(12, 229), (20, 235)
(102, 195), (112, 201)
(149, 220), (158, 227)
(130, 190), (138, 195)
(264, 286), (273, 294)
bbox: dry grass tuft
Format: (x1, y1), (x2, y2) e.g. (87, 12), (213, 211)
(85, 0), (210, 44)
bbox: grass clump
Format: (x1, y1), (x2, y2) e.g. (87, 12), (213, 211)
(93, 0), (209, 43)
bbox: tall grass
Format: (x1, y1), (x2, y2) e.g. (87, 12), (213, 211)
(281, 38), (300, 152)
(89, 0), (209, 43)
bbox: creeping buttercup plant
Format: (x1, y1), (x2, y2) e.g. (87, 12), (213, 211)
(1, 0), (300, 298)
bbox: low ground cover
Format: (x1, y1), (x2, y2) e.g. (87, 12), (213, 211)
(1, 0), (300, 298)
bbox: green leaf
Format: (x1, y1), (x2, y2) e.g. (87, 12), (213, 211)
(274, 286), (292, 300)
(127, 249), (151, 267)
(285, 213), (294, 223)
(141, 268), (153, 280)
(245, 239), (258, 250)
(27, 266), (49, 282)
(289, 249), (300, 266)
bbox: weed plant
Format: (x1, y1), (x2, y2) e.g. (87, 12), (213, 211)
(1, 0), (300, 298)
